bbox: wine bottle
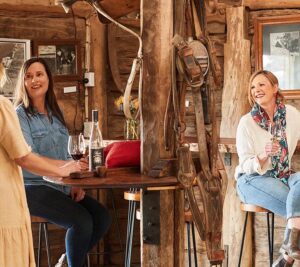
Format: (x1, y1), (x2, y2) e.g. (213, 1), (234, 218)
(89, 110), (104, 171)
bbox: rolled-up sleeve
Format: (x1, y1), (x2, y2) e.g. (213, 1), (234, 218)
(236, 118), (271, 176)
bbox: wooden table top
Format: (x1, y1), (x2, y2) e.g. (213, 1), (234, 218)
(43, 172), (179, 189)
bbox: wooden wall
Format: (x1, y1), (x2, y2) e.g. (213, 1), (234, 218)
(0, 7), (86, 132)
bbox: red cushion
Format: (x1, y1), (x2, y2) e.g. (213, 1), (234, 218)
(104, 140), (140, 168)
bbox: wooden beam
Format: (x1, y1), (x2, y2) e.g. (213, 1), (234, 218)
(220, 6), (252, 267)
(0, 0), (93, 18)
(141, 0), (184, 266)
(141, 0), (174, 172)
(220, 7), (250, 138)
(243, 0), (300, 10)
(89, 15), (108, 137)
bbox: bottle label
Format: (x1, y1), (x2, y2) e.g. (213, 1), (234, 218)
(90, 148), (104, 170)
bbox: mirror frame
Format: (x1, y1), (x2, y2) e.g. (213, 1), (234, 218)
(254, 15), (300, 99)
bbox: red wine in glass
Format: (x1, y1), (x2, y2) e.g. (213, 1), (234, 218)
(68, 134), (85, 162)
(70, 153), (84, 160)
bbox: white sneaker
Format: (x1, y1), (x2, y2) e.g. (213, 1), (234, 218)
(55, 253), (68, 267)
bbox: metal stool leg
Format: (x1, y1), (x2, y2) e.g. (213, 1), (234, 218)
(267, 212), (275, 266)
(125, 200), (132, 267)
(43, 223), (52, 267)
(187, 222), (192, 267)
(191, 222), (198, 267)
(86, 254), (91, 267)
(238, 211), (249, 267)
(37, 223), (43, 267)
(271, 213), (275, 261)
(267, 212), (273, 267)
(125, 188), (137, 267)
(127, 200), (137, 267)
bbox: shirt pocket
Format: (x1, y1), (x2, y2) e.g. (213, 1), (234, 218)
(31, 128), (50, 154)
(56, 127), (69, 159)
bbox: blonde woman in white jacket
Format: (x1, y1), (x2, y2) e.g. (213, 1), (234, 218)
(236, 70), (300, 267)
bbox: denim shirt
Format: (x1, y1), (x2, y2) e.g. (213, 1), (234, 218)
(16, 104), (71, 195)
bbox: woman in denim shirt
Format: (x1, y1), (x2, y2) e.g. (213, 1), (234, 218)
(0, 61), (81, 267)
(236, 70), (300, 267)
(14, 57), (111, 267)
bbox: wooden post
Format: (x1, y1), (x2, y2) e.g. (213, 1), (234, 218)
(220, 6), (252, 267)
(89, 15), (107, 137)
(141, 0), (184, 266)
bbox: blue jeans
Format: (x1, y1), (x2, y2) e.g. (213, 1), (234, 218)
(237, 172), (300, 218)
(25, 185), (112, 267)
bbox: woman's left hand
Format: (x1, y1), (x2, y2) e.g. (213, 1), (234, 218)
(71, 187), (85, 202)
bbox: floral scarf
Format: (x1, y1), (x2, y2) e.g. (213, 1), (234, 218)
(251, 102), (290, 183)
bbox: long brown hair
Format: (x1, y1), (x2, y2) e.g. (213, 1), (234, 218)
(248, 69), (284, 107)
(14, 57), (66, 126)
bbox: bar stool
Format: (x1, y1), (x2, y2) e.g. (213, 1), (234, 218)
(185, 210), (198, 267)
(238, 203), (274, 267)
(31, 216), (52, 267)
(124, 188), (140, 267)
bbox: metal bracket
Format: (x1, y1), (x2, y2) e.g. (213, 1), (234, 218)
(142, 190), (160, 244)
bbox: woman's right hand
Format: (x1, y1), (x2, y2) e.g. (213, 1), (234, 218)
(78, 157), (88, 171)
(59, 160), (81, 177)
(264, 141), (281, 157)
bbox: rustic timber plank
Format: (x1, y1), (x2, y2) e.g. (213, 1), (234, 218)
(220, 6), (252, 267)
(243, 0), (300, 10)
(141, 0), (184, 266)
(0, 1), (92, 17)
(89, 15), (108, 137)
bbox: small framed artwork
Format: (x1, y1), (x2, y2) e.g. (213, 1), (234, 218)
(0, 38), (31, 99)
(33, 39), (82, 82)
(254, 15), (300, 99)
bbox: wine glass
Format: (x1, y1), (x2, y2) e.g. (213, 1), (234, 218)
(268, 121), (282, 156)
(68, 134), (85, 161)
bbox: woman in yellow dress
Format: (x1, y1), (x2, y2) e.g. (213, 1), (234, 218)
(0, 62), (80, 266)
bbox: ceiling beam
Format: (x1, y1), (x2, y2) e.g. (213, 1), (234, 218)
(0, 0), (94, 18)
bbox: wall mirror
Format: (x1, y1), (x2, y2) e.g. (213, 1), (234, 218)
(255, 15), (300, 99)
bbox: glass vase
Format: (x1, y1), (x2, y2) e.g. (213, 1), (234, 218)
(125, 119), (139, 140)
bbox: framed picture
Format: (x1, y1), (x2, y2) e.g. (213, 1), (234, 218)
(255, 15), (300, 99)
(0, 38), (31, 99)
(33, 39), (82, 82)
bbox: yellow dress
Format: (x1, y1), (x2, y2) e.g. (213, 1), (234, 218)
(0, 96), (35, 267)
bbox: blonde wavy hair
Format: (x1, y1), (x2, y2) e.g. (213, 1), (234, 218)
(248, 70), (284, 107)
